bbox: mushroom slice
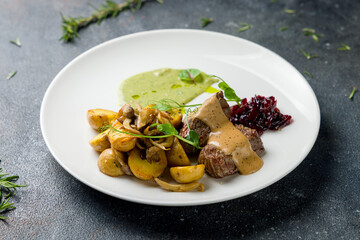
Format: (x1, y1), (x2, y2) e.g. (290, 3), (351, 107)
(154, 178), (204, 192)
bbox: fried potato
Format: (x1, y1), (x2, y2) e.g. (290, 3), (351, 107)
(89, 129), (110, 152)
(128, 147), (167, 180)
(154, 178), (204, 192)
(87, 109), (117, 130)
(170, 164), (205, 183)
(108, 121), (137, 152)
(98, 148), (124, 177)
(166, 138), (190, 166)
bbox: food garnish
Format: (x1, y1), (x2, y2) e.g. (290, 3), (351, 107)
(0, 161), (27, 220)
(337, 43), (351, 51)
(349, 86), (358, 100)
(238, 23), (252, 33)
(279, 26), (289, 31)
(6, 70), (17, 80)
(200, 17), (213, 28)
(9, 37), (21, 47)
(304, 71), (313, 78)
(302, 28), (323, 43)
(178, 69), (201, 84)
(300, 49), (318, 60)
(60, 0), (163, 42)
(284, 9), (295, 14)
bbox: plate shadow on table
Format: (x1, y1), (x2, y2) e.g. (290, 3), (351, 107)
(68, 118), (333, 239)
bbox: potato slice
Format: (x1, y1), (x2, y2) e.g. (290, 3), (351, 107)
(108, 121), (137, 152)
(87, 109), (117, 130)
(170, 164), (205, 183)
(98, 148), (124, 177)
(166, 138), (190, 166)
(128, 147), (167, 180)
(89, 129), (110, 152)
(154, 178), (204, 192)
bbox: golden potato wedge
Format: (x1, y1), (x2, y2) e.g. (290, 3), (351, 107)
(89, 129), (110, 152)
(108, 121), (137, 152)
(170, 164), (205, 183)
(87, 109), (117, 130)
(128, 148), (167, 180)
(154, 178), (204, 192)
(98, 148), (124, 177)
(166, 138), (190, 166)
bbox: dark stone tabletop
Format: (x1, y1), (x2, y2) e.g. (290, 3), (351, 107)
(0, 0), (359, 239)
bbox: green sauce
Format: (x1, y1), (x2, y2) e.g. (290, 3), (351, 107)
(118, 68), (218, 106)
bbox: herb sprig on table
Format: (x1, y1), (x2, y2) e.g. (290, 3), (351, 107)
(60, 0), (163, 42)
(0, 161), (27, 220)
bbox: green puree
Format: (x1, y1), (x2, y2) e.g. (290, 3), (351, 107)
(118, 68), (218, 106)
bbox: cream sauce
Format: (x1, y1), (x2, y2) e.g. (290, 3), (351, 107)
(194, 95), (263, 175)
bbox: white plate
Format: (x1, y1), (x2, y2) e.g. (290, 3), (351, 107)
(40, 29), (320, 206)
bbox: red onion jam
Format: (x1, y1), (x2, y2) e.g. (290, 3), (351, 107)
(230, 95), (292, 134)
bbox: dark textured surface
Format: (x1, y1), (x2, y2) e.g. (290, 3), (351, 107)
(1, 0), (359, 239)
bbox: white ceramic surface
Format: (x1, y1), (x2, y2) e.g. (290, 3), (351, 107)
(40, 29), (320, 206)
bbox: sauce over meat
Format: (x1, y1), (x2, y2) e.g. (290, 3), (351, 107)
(194, 94), (263, 175)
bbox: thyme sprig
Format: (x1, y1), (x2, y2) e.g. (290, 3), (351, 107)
(0, 162), (27, 220)
(60, 0), (162, 42)
(304, 71), (313, 78)
(300, 49), (318, 60)
(200, 17), (213, 28)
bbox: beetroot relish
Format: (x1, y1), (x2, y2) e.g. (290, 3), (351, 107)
(230, 95), (292, 134)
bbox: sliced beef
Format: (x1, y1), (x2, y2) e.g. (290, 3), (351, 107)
(198, 144), (238, 178)
(179, 91), (231, 154)
(235, 124), (265, 157)
(198, 124), (265, 178)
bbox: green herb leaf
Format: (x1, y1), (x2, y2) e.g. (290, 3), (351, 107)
(349, 86), (358, 100)
(9, 37), (21, 47)
(6, 70), (17, 80)
(0, 162), (27, 220)
(238, 23), (251, 33)
(156, 123), (178, 135)
(200, 17), (213, 28)
(178, 69), (201, 84)
(302, 28), (323, 43)
(279, 26), (289, 31)
(303, 71), (313, 78)
(337, 43), (351, 51)
(211, 75), (242, 105)
(284, 9), (295, 14)
(300, 49), (318, 60)
(271, 0), (277, 3)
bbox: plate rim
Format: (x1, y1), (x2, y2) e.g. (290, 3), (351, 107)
(40, 29), (321, 206)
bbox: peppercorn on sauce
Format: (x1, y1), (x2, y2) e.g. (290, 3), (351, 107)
(194, 94), (263, 175)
